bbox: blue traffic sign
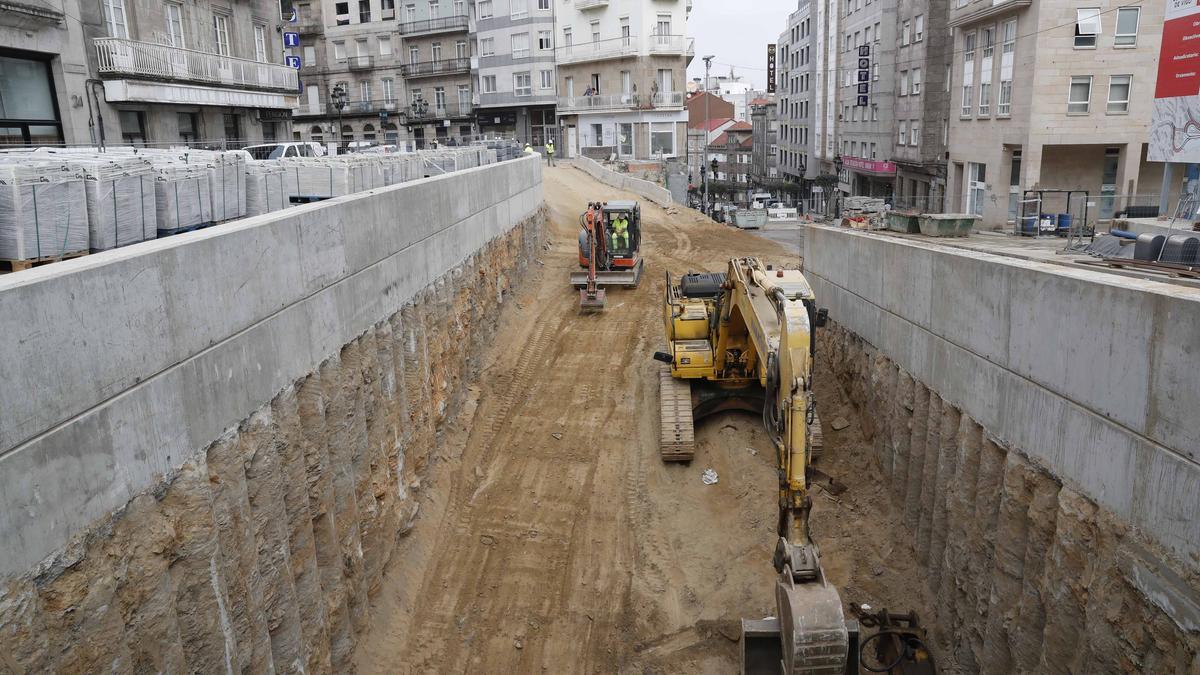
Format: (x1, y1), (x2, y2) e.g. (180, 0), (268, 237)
(283, 32), (300, 47)
(285, 55), (302, 69)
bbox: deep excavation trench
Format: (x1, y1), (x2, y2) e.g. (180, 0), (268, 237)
(5, 165), (1194, 674)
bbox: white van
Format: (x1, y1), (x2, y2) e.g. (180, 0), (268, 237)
(243, 142), (326, 160)
(750, 192), (774, 209)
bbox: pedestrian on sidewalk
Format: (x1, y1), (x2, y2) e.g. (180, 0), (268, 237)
(546, 139), (555, 166)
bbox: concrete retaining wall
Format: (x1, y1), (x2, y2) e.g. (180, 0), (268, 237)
(0, 155), (544, 581)
(572, 155), (673, 207)
(806, 224), (1200, 670)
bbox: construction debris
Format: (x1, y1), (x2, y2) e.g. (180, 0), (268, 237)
(701, 468), (719, 485)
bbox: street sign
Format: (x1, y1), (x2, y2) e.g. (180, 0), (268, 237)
(283, 32), (300, 47)
(285, 55), (302, 69)
(766, 44), (777, 94)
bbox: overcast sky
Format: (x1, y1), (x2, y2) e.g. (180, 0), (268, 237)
(686, 0), (799, 90)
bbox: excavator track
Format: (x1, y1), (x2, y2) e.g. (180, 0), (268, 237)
(659, 365), (695, 462)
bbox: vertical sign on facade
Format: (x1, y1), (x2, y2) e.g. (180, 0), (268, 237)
(767, 44), (777, 94)
(1150, 0), (1200, 161)
(856, 45), (870, 106)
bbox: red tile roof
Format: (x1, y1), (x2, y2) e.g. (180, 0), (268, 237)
(727, 121), (753, 131)
(689, 117), (735, 131)
(711, 132), (730, 146)
(750, 97), (771, 105)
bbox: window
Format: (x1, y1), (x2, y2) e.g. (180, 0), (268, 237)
(334, 41), (346, 60)
(379, 36), (392, 56)
(1107, 75), (1131, 113)
(899, 120), (908, 145)
(359, 0), (371, 23)
(912, 68), (921, 94)
(356, 38), (368, 57)
(871, 103), (878, 121)
(404, 3), (415, 20)
(1115, 7), (1139, 46)
(410, 88), (422, 104)
(900, 70), (909, 96)
(1068, 75), (1092, 113)
(454, 0), (464, 15)
(915, 15), (924, 41)
(335, 1), (349, 24)
(657, 68), (673, 92)
(540, 69), (553, 89)
(512, 33), (529, 59)
(872, 62), (879, 81)
(565, 76), (573, 98)
(103, 0), (128, 38)
(213, 15), (232, 55)
(511, 0), (527, 19)
(304, 45), (315, 64)
(360, 80), (370, 104)
(979, 82), (991, 116)
(120, 110), (146, 145)
(870, 143), (876, 159)
(998, 81), (1012, 116)
(431, 42), (441, 61)
(563, 27), (572, 46)
(458, 84), (470, 108)
(428, 0), (439, 17)
(434, 86), (445, 111)
(1075, 9), (1100, 48)
(514, 72), (532, 97)
(482, 75), (497, 93)
(962, 31), (975, 116)
(177, 112), (197, 144)
(537, 0), (549, 9)
(382, 0), (395, 18)
(591, 20), (600, 43)
(165, 4), (185, 47)
(874, 22), (880, 43)
(651, 122), (675, 155)
(383, 77), (394, 103)
(910, 121), (919, 146)
(902, 21), (910, 45)
(408, 46), (418, 63)
(477, 0), (492, 19)
(538, 30), (552, 50)
(253, 25), (268, 62)
(480, 37), (494, 56)
(456, 40), (467, 58)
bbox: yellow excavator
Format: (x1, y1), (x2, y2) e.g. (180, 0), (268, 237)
(654, 257), (873, 674)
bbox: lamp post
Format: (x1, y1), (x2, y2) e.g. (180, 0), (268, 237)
(702, 54), (715, 216)
(331, 83), (348, 153)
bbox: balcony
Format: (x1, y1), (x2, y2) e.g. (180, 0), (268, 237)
(555, 36), (638, 65)
(295, 100), (402, 117)
(294, 17), (323, 34)
(575, 0), (608, 8)
(348, 55), (374, 70)
(397, 14), (469, 36)
(95, 37), (298, 109)
(400, 57), (471, 78)
(647, 35), (694, 58)
(557, 91), (685, 114)
(406, 101), (473, 121)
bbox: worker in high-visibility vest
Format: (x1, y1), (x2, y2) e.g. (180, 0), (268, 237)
(524, 143), (535, 155)
(545, 139), (555, 166)
(611, 212), (630, 251)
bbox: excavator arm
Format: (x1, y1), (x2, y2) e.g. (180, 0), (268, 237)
(715, 259), (848, 675)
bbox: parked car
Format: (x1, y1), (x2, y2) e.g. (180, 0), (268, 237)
(243, 142), (326, 160)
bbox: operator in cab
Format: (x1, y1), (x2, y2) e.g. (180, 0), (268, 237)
(611, 211), (630, 251)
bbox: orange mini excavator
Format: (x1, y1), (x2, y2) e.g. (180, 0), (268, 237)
(571, 200), (645, 312)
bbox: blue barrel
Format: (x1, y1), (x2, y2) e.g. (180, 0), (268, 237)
(1020, 215), (1038, 235)
(1057, 213), (1073, 232)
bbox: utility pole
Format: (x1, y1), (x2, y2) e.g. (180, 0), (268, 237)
(702, 54), (714, 216)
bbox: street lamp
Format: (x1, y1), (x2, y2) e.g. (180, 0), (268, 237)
(331, 83), (349, 152)
(702, 54), (715, 216)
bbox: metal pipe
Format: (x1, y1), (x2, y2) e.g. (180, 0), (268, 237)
(702, 55), (714, 216)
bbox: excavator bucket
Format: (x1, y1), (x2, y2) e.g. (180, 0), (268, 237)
(579, 287), (606, 311)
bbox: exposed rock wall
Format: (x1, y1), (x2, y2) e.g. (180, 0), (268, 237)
(820, 321), (1200, 674)
(0, 209), (543, 675)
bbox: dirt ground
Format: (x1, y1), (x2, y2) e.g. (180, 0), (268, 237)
(352, 166), (944, 674)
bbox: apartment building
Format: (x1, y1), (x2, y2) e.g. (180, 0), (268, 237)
(776, 0), (819, 188)
(750, 100), (779, 186)
(554, 0), (692, 160)
(685, 91), (734, 189)
(891, 0), (951, 209)
(399, 0), (474, 145)
(475, 0), (557, 145)
(292, 0), (406, 147)
(836, 0), (895, 197)
(708, 121), (754, 205)
(946, 0), (1169, 227)
(1, 0), (92, 145)
(8, 0), (298, 147)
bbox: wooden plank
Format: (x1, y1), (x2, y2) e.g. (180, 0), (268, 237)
(0, 250), (88, 274)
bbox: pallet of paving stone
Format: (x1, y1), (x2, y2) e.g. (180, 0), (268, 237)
(0, 249), (89, 273)
(154, 163), (213, 234)
(0, 161), (90, 262)
(245, 161), (289, 216)
(68, 157), (158, 251)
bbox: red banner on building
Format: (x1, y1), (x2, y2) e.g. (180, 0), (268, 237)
(1150, 0), (1200, 161)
